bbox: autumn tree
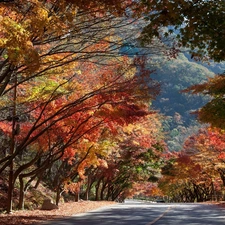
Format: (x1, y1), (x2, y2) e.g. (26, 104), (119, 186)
(0, 0), (170, 96)
(0, 48), (161, 210)
(159, 126), (225, 202)
(0, 0), (182, 212)
(0, 0), (169, 213)
(159, 152), (221, 202)
(84, 114), (166, 201)
(184, 127), (225, 188)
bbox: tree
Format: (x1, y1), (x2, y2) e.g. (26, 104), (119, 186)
(0, 0), (169, 96)
(0, 0), (166, 212)
(184, 127), (225, 187)
(160, 126), (225, 202)
(140, 0), (225, 62)
(159, 152), (221, 202)
(85, 114), (166, 201)
(183, 75), (225, 129)
(0, 0), (172, 212)
(0, 49), (160, 210)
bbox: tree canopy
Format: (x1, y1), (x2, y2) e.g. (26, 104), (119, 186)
(0, 0), (168, 212)
(140, 0), (225, 62)
(1, 0), (225, 212)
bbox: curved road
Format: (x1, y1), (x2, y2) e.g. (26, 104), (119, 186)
(39, 200), (225, 225)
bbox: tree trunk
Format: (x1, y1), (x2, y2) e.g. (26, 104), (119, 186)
(55, 186), (61, 206)
(34, 172), (44, 189)
(84, 187), (89, 201)
(7, 70), (17, 214)
(106, 182), (112, 200)
(95, 179), (102, 201)
(75, 192), (80, 202)
(18, 175), (25, 210)
(84, 176), (91, 200)
(100, 181), (107, 200)
(218, 169), (225, 186)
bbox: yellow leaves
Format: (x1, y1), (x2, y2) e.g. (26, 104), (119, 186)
(47, 15), (68, 36)
(27, 6), (50, 36)
(0, 1), (70, 71)
(17, 76), (70, 105)
(123, 124), (135, 135)
(71, 138), (116, 179)
(0, 15), (40, 71)
(122, 114), (160, 137)
(132, 140), (140, 146)
(64, 7), (78, 23)
(124, 67), (136, 79)
(36, 7), (49, 21)
(41, 53), (76, 70)
(0, 95), (9, 108)
(0, 16), (29, 47)
(96, 140), (116, 157)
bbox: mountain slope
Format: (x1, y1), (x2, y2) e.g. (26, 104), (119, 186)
(150, 52), (224, 151)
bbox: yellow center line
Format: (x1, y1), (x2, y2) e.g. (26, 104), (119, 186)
(146, 206), (173, 225)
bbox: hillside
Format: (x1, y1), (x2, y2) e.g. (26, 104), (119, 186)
(150, 53), (225, 151)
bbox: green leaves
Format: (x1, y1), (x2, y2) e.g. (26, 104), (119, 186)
(184, 75), (225, 128)
(198, 99), (225, 128)
(140, 0), (225, 61)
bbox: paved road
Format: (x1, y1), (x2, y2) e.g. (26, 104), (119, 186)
(39, 200), (225, 225)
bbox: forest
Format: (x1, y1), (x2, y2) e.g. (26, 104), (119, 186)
(0, 0), (225, 215)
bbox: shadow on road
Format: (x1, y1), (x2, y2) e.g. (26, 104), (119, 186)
(38, 202), (225, 225)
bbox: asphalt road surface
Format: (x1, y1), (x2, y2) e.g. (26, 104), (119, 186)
(39, 200), (225, 225)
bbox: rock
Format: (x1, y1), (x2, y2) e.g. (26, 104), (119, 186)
(41, 199), (59, 210)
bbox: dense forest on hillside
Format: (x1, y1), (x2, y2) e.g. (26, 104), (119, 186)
(119, 25), (225, 152)
(151, 53), (225, 151)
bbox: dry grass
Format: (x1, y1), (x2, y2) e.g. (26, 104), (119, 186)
(0, 201), (116, 225)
